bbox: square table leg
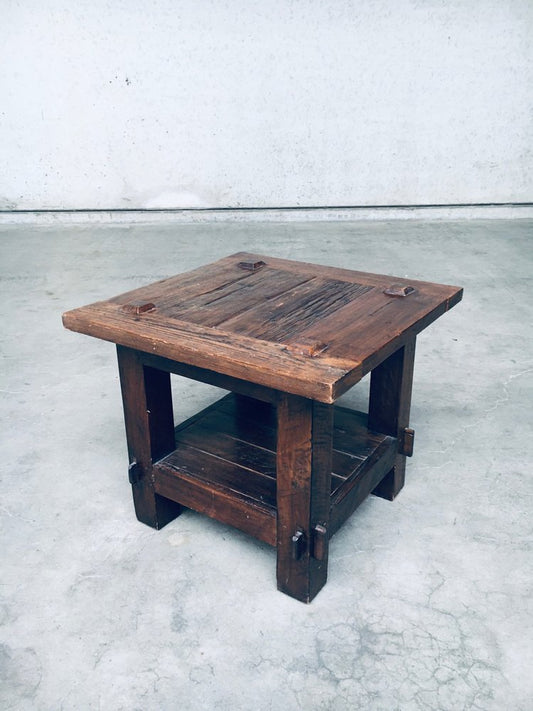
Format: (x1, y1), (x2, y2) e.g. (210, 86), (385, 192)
(368, 338), (416, 500)
(116, 345), (182, 529)
(276, 395), (333, 602)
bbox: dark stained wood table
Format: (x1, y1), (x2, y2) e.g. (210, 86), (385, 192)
(63, 252), (462, 603)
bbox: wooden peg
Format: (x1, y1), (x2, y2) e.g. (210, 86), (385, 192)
(291, 530), (306, 561)
(121, 301), (156, 315)
(237, 260), (266, 272)
(383, 284), (416, 297)
(400, 428), (415, 457)
(312, 524), (328, 561)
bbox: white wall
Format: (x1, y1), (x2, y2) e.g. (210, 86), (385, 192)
(2, 0), (532, 210)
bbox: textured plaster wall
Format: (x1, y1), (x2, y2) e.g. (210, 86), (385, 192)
(1, 0), (532, 210)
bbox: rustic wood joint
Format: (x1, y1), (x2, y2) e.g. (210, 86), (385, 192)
(63, 252), (463, 603)
(237, 260), (266, 272)
(121, 301), (156, 315)
(383, 284), (416, 297)
(128, 459), (142, 484)
(291, 530), (306, 561)
(312, 523), (328, 561)
(400, 428), (415, 457)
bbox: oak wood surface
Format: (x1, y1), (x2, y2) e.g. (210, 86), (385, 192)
(275, 396), (332, 602)
(63, 252), (462, 403)
(149, 394), (396, 552)
(116, 346), (182, 528)
(64, 254), (463, 602)
(368, 338), (416, 499)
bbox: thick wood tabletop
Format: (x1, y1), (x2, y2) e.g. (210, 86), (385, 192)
(63, 252), (462, 402)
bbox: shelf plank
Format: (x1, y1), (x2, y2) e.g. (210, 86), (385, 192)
(329, 435), (398, 537)
(215, 395), (371, 485)
(151, 394), (398, 547)
(154, 443), (277, 545)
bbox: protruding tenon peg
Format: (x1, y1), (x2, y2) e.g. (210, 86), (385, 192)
(121, 301), (156, 315)
(383, 284), (416, 297)
(291, 530), (305, 561)
(237, 260), (266, 272)
(400, 428), (415, 457)
(312, 524), (328, 561)
(128, 459), (142, 484)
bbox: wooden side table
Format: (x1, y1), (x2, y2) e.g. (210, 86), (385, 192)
(63, 252), (462, 603)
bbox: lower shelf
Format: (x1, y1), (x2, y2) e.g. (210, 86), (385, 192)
(153, 393), (397, 546)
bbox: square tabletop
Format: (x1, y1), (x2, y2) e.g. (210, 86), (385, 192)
(63, 252), (462, 403)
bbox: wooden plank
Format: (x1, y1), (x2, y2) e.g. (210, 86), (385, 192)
(276, 396), (333, 603)
(204, 399), (278, 451)
(154, 459), (277, 546)
(217, 393), (278, 431)
(217, 395), (366, 482)
(139, 351), (280, 404)
(368, 338), (416, 499)
(165, 266), (314, 327)
(173, 401), (349, 494)
(63, 252), (462, 403)
(231, 251), (464, 299)
(148, 391), (397, 551)
(108, 254), (257, 309)
(63, 301), (355, 403)
(116, 345), (182, 529)
(176, 424), (277, 479)
(219, 277), (372, 341)
(295, 281), (459, 384)
(329, 434), (398, 536)
(157, 441), (276, 506)
(333, 406), (394, 459)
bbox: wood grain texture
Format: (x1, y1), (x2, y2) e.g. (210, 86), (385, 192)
(63, 252), (463, 403)
(139, 351), (280, 404)
(368, 338), (416, 500)
(145, 394), (394, 551)
(276, 395), (332, 602)
(116, 346), (182, 528)
(329, 435), (397, 536)
(231, 252), (463, 298)
(63, 301), (353, 403)
(215, 277), (371, 340)
(63, 255), (464, 602)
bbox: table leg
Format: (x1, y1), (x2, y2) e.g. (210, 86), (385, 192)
(368, 338), (416, 500)
(117, 346), (182, 528)
(276, 395), (333, 602)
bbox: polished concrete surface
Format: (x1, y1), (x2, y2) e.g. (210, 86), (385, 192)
(1, 219), (532, 710)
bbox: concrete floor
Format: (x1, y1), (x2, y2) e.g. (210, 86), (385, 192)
(1, 218), (532, 710)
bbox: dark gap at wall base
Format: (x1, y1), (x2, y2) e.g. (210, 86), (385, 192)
(2, 202), (532, 214)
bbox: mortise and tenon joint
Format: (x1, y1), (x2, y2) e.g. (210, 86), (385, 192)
(62, 252), (462, 603)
